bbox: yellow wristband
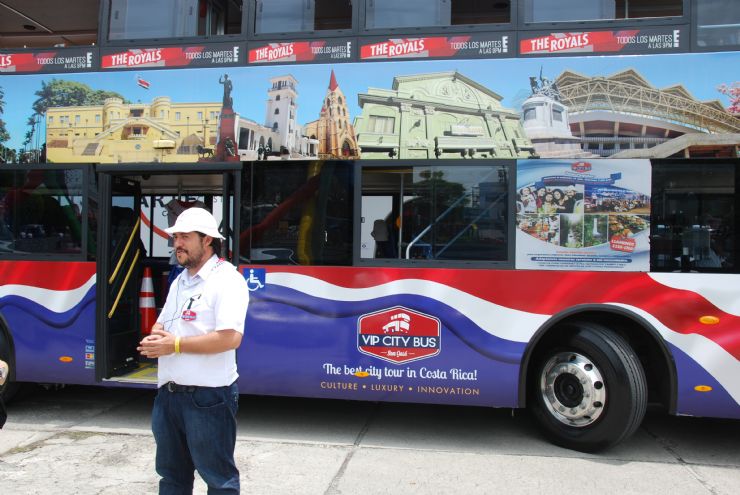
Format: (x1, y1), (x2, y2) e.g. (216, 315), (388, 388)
(174, 336), (181, 354)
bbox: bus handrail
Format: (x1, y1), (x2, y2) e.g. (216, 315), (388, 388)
(405, 192), (469, 259)
(108, 217), (141, 284)
(405, 168), (499, 259)
(108, 249), (140, 319)
(435, 193), (505, 259)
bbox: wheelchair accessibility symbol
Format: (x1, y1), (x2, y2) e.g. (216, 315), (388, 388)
(243, 268), (266, 291)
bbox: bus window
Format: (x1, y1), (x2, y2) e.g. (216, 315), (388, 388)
(254, 0), (352, 34)
(240, 161), (353, 265)
(696, 0), (740, 48)
(651, 161), (738, 273)
(361, 163), (509, 262)
(365, 0), (510, 29)
(108, 0), (243, 41)
(523, 0), (682, 23)
(0, 168), (84, 256)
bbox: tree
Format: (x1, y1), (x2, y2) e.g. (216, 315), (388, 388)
(90, 89), (129, 105)
(23, 114), (43, 163)
(26, 115), (37, 134)
(32, 79), (127, 115)
(32, 80), (54, 116)
(0, 85), (11, 161)
(717, 82), (740, 115)
(23, 130), (32, 150)
(29, 80), (126, 164)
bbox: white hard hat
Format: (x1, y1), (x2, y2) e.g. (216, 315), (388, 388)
(164, 207), (225, 239)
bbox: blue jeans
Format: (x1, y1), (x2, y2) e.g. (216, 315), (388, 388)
(152, 382), (240, 494)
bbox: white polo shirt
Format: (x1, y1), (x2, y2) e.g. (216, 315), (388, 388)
(156, 254), (249, 387)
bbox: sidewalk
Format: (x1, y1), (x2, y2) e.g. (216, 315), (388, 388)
(1, 386), (739, 494)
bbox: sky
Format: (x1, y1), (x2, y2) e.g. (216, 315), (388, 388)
(1, 51), (738, 151)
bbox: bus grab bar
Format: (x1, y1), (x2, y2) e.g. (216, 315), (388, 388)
(108, 249), (141, 319)
(109, 217), (141, 284)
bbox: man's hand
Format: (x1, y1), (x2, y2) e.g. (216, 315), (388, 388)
(0, 359), (8, 386)
(137, 327), (176, 358)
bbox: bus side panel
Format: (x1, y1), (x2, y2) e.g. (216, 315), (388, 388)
(670, 344), (740, 419)
(236, 267), (740, 417)
(0, 261), (97, 386)
(237, 266), (541, 408)
(616, 273), (740, 420)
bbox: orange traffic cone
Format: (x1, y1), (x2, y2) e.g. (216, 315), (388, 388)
(140, 267), (156, 335)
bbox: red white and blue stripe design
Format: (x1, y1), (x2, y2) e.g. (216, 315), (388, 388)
(238, 266), (740, 418)
(0, 261), (97, 385)
(1, 260), (738, 419)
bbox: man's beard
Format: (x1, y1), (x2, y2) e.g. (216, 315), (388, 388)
(177, 247), (204, 268)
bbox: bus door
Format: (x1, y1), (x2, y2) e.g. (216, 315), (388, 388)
(95, 163), (242, 384)
(95, 174), (142, 380)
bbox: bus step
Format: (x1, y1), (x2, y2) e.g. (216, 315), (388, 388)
(104, 361), (158, 385)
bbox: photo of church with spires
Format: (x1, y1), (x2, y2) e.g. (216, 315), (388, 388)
(304, 70), (360, 159)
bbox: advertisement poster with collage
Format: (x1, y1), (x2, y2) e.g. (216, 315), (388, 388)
(515, 159), (651, 271)
(1, 48), (739, 166)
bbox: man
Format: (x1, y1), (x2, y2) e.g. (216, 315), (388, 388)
(0, 358), (8, 428)
(137, 207), (249, 494)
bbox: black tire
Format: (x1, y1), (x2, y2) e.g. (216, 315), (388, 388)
(529, 322), (647, 452)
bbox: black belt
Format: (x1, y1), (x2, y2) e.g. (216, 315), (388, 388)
(163, 381), (197, 393)
(161, 381), (235, 392)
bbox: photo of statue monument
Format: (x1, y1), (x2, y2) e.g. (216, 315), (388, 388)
(219, 74), (233, 109)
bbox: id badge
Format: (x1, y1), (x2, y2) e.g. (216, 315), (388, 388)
(182, 309), (197, 321)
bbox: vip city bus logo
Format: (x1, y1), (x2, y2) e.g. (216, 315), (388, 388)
(357, 306), (441, 364)
(572, 161), (592, 173)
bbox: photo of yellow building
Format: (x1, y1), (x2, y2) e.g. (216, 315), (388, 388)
(46, 97), (221, 163)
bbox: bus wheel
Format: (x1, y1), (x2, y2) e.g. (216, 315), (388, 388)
(530, 323), (647, 452)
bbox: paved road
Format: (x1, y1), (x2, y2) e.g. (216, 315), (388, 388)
(1, 385), (739, 494)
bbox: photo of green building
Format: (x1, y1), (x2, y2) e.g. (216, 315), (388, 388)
(353, 71), (536, 159)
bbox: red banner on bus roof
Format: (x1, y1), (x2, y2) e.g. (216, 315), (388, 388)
(360, 33), (512, 61)
(0, 47), (96, 74)
(247, 38), (354, 64)
(101, 43), (245, 70)
(520, 26), (687, 55)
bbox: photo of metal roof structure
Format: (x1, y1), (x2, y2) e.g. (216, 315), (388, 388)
(556, 69), (740, 158)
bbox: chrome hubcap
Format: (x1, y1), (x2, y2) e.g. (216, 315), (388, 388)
(540, 352), (606, 427)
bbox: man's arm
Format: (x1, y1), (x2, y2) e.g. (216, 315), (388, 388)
(137, 328), (241, 358)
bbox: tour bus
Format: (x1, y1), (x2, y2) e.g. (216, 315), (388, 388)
(0, 1), (738, 452)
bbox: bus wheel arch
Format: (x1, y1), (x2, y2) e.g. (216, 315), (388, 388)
(0, 316), (20, 402)
(520, 307), (676, 451)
